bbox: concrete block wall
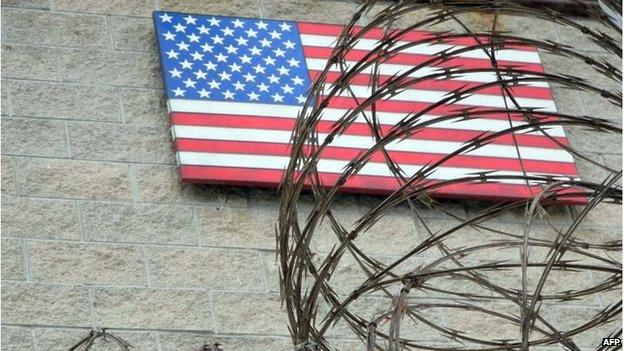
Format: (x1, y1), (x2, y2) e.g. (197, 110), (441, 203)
(1, 0), (621, 350)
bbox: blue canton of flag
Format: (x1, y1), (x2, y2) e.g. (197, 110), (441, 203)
(154, 12), (312, 106)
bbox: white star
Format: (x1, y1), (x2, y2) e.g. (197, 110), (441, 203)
(257, 82), (269, 92)
(239, 54), (252, 64)
(198, 88), (210, 98)
(173, 23), (186, 32)
(169, 68), (182, 78)
(245, 28), (258, 37)
(208, 79), (221, 89)
(221, 26), (235, 36)
(267, 74), (280, 84)
(249, 46), (262, 56)
(255, 20), (268, 30)
(243, 72), (256, 82)
(212, 35), (224, 44)
(279, 22), (291, 31)
(269, 30), (281, 39)
(200, 43), (213, 52)
(259, 38), (272, 47)
(183, 15), (197, 24)
(235, 36), (248, 46)
(193, 69), (207, 79)
(225, 44), (238, 54)
(204, 61), (217, 71)
(253, 64), (266, 74)
(190, 51), (203, 61)
(215, 52), (228, 62)
(183, 78), (196, 88)
(277, 66), (290, 75)
(165, 49), (178, 59)
(263, 56), (276, 66)
(281, 84), (294, 94)
(163, 31), (176, 41)
(176, 41), (189, 51)
(291, 76), (304, 85)
(172, 87), (185, 96)
(218, 71), (232, 81)
(296, 94), (307, 103)
(271, 92), (284, 102)
(159, 13), (173, 23)
(180, 59), (193, 69)
(287, 58), (300, 67)
(208, 17), (221, 26)
(187, 33), (200, 42)
(233, 81), (246, 91)
(284, 40), (296, 49)
(222, 89), (235, 99)
(197, 25), (210, 34)
(228, 62), (242, 72)
(247, 91), (260, 101)
(273, 48), (286, 57)
(232, 19), (245, 28)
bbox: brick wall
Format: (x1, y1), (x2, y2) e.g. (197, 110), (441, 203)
(1, 0), (621, 350)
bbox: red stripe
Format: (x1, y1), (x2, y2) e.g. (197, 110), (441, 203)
(297, 22), (538, 52)
(174, 138), (578, 175)
(312, 70), (553, 100)
(171, 112), (569, 149)
(302, 46), (545, 73)
(323, 96), (557, 122)
(179, 165), (584, 204)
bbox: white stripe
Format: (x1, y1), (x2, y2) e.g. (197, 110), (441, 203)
(172, 125), (574, 163)
(177, 151), (572, 185)
(168, 99), (567, 137)
(321, 83), (556, 111)
(305, 58), (550, 88)
(300, 34), (542, 63)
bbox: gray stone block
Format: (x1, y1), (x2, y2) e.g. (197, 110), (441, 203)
(197, 206), (276, 249)
(147, 246), (264, 291)
(1, 196), (79, 239)
(1, 117), (68, 157)
(2, 9), (109, 48)
(1, 0), (49, 9)
(159, 333), (292, 351)
(34, 328), (159, 351)
(1, 281), (92, 326)
(213, 292), (287, 335)
(28, 241), (146, 285)
(1, 80), (10, 116)
(159, 0), (260, 17)
(121, 88), (167, 125)
(10, 81), (121, 122)
(1, 238), (24, 280)
(60, 49), (161, 87)
(565, 124), (621, 155)
(110, 16), (156, 52)
(261, 0), (359, 24)
(68, 122), (174, 163)
(93, 287), (214, 330)
(1, 327), (33, 351)
(547, 305), (616, 348)
(81, 202), (197, 244)
(16, 158), (133, 200)
(52, 0), (154, 16)
(133, 164), (243, 205)
(1, 156), (17, 195)
(2, 44), (59, 80)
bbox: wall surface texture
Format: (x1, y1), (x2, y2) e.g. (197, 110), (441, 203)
(0, 0), (622, 350)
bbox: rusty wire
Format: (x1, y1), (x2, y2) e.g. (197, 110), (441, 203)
(276, 1), (622, 350)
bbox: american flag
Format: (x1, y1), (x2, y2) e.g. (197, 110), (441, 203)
(153, 11), (579, 201)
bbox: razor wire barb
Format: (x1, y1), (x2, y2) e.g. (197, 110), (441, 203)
(276, 1), (622, 350)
